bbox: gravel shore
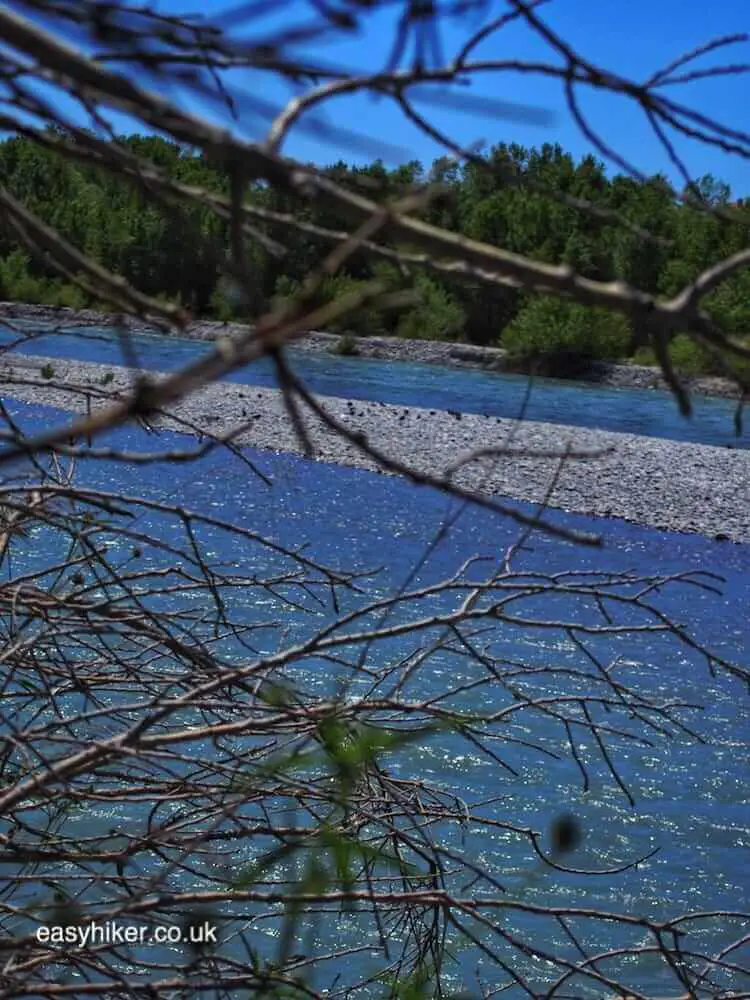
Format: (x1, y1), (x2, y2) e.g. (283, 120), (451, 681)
(0, 301), (742, 400)
(2, 353), (748, 544)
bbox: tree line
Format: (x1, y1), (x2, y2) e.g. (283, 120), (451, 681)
(1, 130), (748, 375)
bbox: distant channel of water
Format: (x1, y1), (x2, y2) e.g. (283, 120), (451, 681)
(1, 323), (747, 449)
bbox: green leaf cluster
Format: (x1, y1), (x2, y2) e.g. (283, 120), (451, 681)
(1, 132), (748, 373)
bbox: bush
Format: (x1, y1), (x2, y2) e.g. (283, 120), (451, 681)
(395, 274), (465, 341)
(332, 332), (360, 356)
(0, 253), (90, 310)
(502, 295), (631, 374)
(0, 251), (50, 304)
(208, 279), (236, 322)
(52, 282), (88, 310)
(667, 334), (715, 375)
(89, 300), (114, 313)
(40, 363), (55, 379)
(705, 268), (750, 337)
(634, 333), (750, 380)
(631, 345), (657, 367)
(274, 269), (466, 343)
(274, 273), (389, 339)
(152, 290), (182, 308)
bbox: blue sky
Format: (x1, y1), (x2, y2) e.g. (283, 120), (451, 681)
(19, 0), (750, 195)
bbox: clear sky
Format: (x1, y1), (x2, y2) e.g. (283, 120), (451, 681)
(22, 0), (750, 195)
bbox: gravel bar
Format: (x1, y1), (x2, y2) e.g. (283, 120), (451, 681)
(2, 353), (749, 543)
(0, 301), (742, 399)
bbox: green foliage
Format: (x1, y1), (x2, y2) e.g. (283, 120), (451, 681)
(666, 334), (717, 376)
(52, 282), (88, 310)
(0, 251), (88, 308)
(0, 133), (747, 376)
(396, 273), (466, 341)
(40, 363), (55, 379)
(378, 965), (437, 999)
(0, 250), (50, 304)
(502, 295), (631, 373)
(705, 266), (750, 337)
(332, 332), (359, 355)
(634, 333), (750, 381)
(275, 272), (389, 338)
(634, 336), (702, 374)
(208, 279), (236, 322)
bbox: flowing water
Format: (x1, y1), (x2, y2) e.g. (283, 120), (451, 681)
(0, 326), (748, 995)
(1, 323), (748, 448)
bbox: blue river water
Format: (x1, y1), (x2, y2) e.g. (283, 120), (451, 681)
(1, 388), (748, 996)
(1, 322), (748, 448)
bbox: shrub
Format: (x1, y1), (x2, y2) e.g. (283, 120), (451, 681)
(669, 333), (750, 382)
(52, 282), (88, 310)
(40, 363), (55, 379)
(153, 290), (182, 308)
(100, 371), (115, 385)
(89, 299), (114, 313)
(208, 279), (236, 322)
(634, 333), (750, 381)
(395, 274), (465, 341)
(332, 332), (359, 356)
(631, 345), (657, 367)
(0, 251), (50, 305)
(667, 334), (714, 375)
(0, 254), (90, 309)
(705, 268), (750, 337)
(502, 295), (631, 374)
(274, 273), (389, 338)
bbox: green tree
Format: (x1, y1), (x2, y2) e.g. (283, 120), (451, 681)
(502, 295), (632, 373)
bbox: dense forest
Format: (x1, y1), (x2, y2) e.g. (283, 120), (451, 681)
(1, 130), (748, 375)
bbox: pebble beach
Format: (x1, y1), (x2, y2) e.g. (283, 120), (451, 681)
(2, 352), (748, 544)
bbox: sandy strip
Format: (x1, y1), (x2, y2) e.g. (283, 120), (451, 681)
(1, 353), (748, 543)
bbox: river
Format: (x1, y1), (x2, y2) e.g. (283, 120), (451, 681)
(0, 325), (748, 997)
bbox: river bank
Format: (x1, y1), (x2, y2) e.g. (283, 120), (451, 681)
(2, 352), (748, 544)
(0, 301), (741, 401)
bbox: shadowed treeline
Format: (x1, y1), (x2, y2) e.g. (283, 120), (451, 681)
(1, 132), (749, 375)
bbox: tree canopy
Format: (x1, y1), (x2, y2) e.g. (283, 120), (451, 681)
(2, 131), (748, 374)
